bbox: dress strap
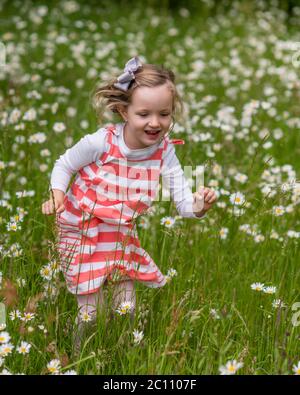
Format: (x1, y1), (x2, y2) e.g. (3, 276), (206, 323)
(169, 138), (185, 145)
(98, 124), (118, 163)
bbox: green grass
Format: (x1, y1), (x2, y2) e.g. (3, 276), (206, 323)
(0, 0), (300, 375)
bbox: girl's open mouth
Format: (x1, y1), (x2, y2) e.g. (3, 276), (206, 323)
(145, 130), (161, 135)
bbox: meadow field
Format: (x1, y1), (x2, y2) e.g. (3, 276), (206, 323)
(0, 0), (300, 375)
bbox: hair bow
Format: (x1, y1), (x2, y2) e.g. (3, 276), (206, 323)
(114, 56), (142, 91)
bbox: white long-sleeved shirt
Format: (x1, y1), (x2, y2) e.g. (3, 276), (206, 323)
(50, 122), (199, 218)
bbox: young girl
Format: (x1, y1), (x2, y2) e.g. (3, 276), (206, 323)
(42, 57), (216, 352)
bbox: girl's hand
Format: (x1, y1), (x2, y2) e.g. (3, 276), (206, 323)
(42, 189), (65, 215)
(193, 186), (217, 218)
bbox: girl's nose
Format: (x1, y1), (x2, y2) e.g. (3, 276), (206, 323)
(148, 117), (160, 128)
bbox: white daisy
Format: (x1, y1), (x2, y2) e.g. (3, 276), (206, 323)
(47, 359), (61, 375)
(219, 360), (243, 375)
(219, 227), (229, 239)
(0, 331), (10, 344)
(21, 312), (35, 322)
(229, 192), (245, 206)
(273, 206), (285, 216)
(53, 122), (66, 134)
(116, 301), (134, 316)
(40, 264), (54, 281)
(62, 369), (77, 375)
(79, 310), (93, 322)
(251, 282), (265, 291)
(16, 341), (31, 354)
(272, 299), (286, 309)
(6, 222), (21, 232)
(293, 361), (300, 375)
(28, 132), (46, 144)
(166, 268), (177, 278)
(263, 286), (277, 294)
(254, 234), (265, 243)
(234, 173), (248, 184)
(0, 368), (12, 375)
(0, 342), (14, 357)
(9, 310), (22, 321)
(132, 329), (144, 345)
(160, 216), (176, 228)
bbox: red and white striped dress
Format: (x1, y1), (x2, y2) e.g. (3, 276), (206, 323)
(55, 124), (183, 295)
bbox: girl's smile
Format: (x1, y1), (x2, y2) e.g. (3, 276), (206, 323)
(119, 84), (173, 150)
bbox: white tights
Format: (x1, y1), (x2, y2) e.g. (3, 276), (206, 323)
(76, 280), (136, 324)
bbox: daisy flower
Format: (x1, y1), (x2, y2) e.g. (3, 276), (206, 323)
(9, 310), (22, 321)
(28, 132), (46, 144)
(0, 368), (12, 375)
(21, 312), (35, 322)
(62, 369), (77, 375)
(53, 122), (66, 134)
(232, 206), (245, 216)
(16, 341), (31, 354)
(234, 173), (248, 184)
(166, 268), (177, 278)
(219, 360), (243, 375)
(251, 282), (264, 291)
(292, 361), (300, 375)
(116, 301), (134, 316)
(263, 286), (277, 294)
(132, 329), (144, 345)
(229, 192), (245, 206)
(219, 227), (229, 239)
(160, 216), (176, 228)
(47, 359), (61, 375)
(79, 310), (94, 322)
(40, 264), (54, 281)
(273, 206), (285, 216)
(6, 222), (21, 232)
(0, 332), (10, 344)
(272, 299), (286, 309)
(254, 234), (265, 243)
(0, 342), (14, 357)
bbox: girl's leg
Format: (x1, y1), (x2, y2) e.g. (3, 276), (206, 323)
(111, 280), (136, 320)
(73, 288), (106, 355)
(76, 290), (105, 321)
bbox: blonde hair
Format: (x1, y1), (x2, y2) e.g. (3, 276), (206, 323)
(91, 62), (184, 124)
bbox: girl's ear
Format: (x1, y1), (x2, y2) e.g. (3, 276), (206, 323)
(117, 105), (128, 122)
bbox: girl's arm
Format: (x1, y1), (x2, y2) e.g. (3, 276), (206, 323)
(42, 128), (108, 215)
(161, 143), (214, 218)
(50, 128), (108, 193)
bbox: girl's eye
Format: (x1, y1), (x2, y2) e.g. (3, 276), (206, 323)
(139, 114), (170, 117)
(138, 113), (170, 117)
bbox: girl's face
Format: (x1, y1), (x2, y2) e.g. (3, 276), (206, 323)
(119, 83), (173, 149)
